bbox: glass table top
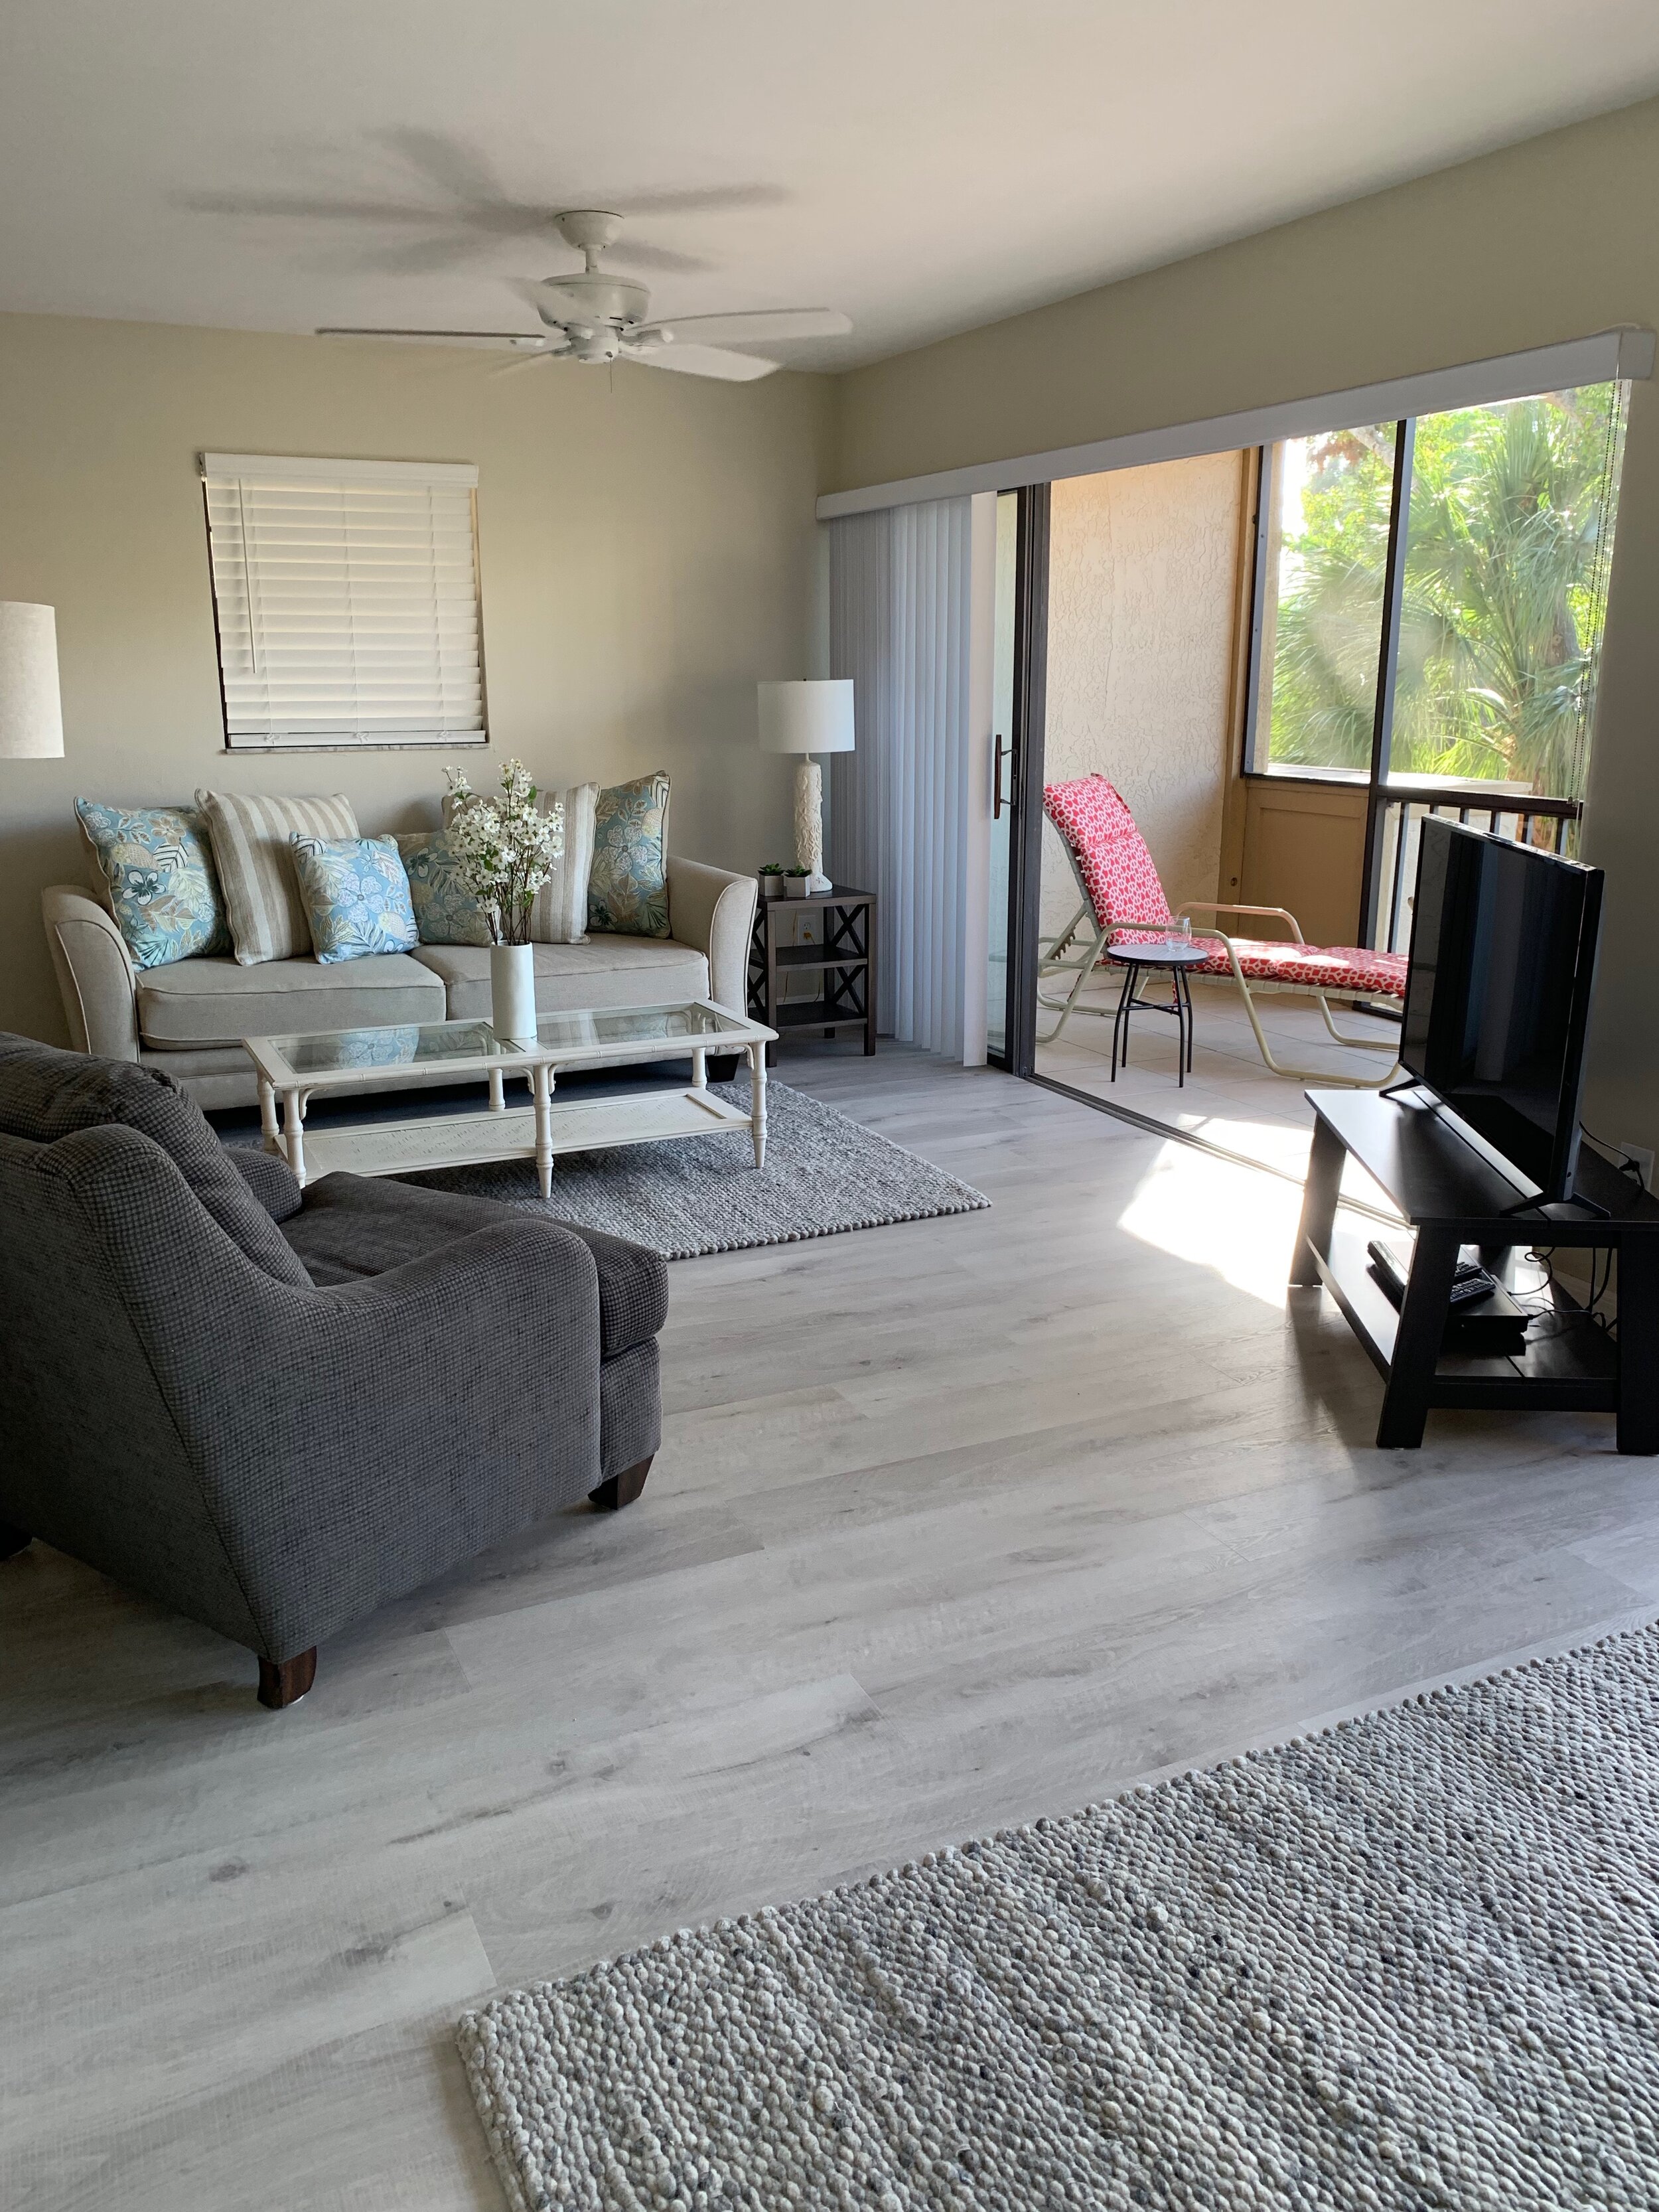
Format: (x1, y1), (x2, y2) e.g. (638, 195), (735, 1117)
(267, 1020), (512, 1075)
(260, 1001), (757, 1076)
(532, 1003), (745, 1049)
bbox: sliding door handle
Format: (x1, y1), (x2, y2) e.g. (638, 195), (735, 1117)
(994, 733), (1011, 819)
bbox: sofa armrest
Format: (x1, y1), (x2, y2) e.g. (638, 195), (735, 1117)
(237, 1218), (605, 1654)
(59, 1129), (609, 1659)
(666, 855), (758, 1017)
(42, 885), (139, 1059)
(228, 1144), (304, 1222)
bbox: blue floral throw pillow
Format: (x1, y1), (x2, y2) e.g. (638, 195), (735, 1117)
(588, 772), (671, 938)
(74, 800), (232, 969)
(289, 834), (420, 964)
(395, 829), (492, 946)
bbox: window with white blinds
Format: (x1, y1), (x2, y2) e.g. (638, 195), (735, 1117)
(200, 453), (486, 749)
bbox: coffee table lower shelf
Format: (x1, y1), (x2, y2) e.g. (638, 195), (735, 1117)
(275, 1088), (755, 1188)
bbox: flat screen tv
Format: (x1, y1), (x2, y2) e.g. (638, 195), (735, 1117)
(1400, 820), (1604, 1203)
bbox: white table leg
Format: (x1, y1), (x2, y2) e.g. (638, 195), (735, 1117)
(281, 1088), (307, 1187)
(532, 1062), (554, 1199)
(749, 1040), (767, 1170)
(258, 1076), (280, 1153)
(488, 1065), (505, 1112)
(691, 1046), (707, 1091)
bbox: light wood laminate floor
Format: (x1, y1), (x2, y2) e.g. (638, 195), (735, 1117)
(5, 1049), (1656, 2211)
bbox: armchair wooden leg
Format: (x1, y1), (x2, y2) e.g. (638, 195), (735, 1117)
(588, 1457), (653, 1512)
(257, 1647), (317, 1710)
(0, 1521), (31, 1560)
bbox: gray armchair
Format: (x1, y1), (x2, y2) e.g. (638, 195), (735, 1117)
(0, 1035), (666, 1708)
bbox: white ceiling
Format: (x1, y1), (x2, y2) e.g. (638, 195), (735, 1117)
(4, 0), (1658, 372)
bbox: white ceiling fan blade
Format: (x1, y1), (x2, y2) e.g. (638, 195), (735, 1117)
(636, 309), (851, 346)
(626, 342), (779, 382)
(315, 327), (559, 352)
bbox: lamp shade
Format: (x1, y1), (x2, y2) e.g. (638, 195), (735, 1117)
(0, 603), (64, 760)
(757, 678), (854, 755)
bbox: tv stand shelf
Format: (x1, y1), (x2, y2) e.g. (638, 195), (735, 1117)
(1293, 1088), (1658, 1452)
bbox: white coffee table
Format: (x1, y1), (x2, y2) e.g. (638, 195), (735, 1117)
(242, 1000), (776, 1197)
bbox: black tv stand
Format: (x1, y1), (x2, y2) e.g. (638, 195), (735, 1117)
(1293, 1087), (1659, 1453)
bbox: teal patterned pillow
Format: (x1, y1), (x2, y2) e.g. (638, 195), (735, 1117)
(74, 800), (232, 969)
(588, 771), (671, 938)
(288, 834), (419, 964)
(395, 829), (492, 946)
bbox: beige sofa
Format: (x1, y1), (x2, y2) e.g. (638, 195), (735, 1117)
(42, 857), (758, 1110)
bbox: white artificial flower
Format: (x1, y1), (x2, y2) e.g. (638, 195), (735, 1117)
(443, 759), (565, 945)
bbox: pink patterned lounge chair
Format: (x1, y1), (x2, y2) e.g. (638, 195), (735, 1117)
(1040, 775), (1405, 1086)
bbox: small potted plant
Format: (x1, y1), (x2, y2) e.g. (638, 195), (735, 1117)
(757, 863), (786, 900)
(444, 759), (564, 1043)
(785, 866), (812, 900)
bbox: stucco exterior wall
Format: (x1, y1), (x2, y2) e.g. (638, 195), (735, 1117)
(1041, 455), (1244, 942)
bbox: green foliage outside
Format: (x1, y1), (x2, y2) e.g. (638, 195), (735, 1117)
(1264, 387), (1626, 799)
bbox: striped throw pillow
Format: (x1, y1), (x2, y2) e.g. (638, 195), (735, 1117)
(438, 780), (599, 944)
(530, 781), (599, 944)
(196, 790), (360, 964)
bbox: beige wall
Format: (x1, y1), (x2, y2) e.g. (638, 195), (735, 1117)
(1041, 454), (1243, 942)
(833, 95), (1659, 1153)
(0, 314), (831, 1045)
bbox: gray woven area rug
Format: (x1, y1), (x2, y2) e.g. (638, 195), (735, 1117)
(409, 1078), (988, 1260)
(458, 1625), (1659, 2212)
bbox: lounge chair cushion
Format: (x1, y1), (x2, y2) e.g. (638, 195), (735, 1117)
(1045, 775), (1174, 934)
(1190, 937), (1407, 998)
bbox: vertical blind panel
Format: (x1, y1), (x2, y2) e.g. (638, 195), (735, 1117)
(203, 469), (486, 746)
(828, 496), (974, 1060)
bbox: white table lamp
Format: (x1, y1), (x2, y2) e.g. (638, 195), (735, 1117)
(0, 604), (64, 759)
(757, 679), (853, 893)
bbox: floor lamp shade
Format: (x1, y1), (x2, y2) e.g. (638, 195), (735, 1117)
(0, 604), (64, 759)
(757, 682), (854, 889)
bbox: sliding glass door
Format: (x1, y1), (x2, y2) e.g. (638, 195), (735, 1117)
(981, 375), (1628, 1090)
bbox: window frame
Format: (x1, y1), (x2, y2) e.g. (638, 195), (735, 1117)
(1240, 421), (1412, 790)
(1241, 388), (1626, 799)
(1238, 388), (1626, 945)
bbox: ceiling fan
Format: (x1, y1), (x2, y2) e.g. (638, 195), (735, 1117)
(319, 208), (851, 382)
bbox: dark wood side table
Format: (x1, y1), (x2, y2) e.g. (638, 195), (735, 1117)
(1292, 1085), (1659, 1453)
(749, 886), (877, 1068)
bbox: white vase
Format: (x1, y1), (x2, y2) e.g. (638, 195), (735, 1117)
(490, 942), (537, 1043)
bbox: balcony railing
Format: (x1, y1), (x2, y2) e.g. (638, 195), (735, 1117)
(1366, 783), (1583, 956)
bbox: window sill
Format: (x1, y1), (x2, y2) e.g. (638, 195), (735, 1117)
(1241, 766), (1370, 789)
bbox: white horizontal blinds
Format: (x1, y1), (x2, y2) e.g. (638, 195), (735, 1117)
(201, 453), (485, 749)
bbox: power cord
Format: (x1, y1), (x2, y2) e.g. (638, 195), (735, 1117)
(1512, 1242), (1618, 1344)
(1502, 1128), (1644, 1350)
(1580, 1125), (1650, 1194)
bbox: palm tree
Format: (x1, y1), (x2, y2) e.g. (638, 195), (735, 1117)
(1391, 398), (1619, 798)
(1267, 392), (1623, 801)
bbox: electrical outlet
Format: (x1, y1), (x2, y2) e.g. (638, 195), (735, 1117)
(1618, 1142), (1654, 1191)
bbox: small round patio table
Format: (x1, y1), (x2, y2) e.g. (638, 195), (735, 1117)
(1105, 937), (1209, 1087)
